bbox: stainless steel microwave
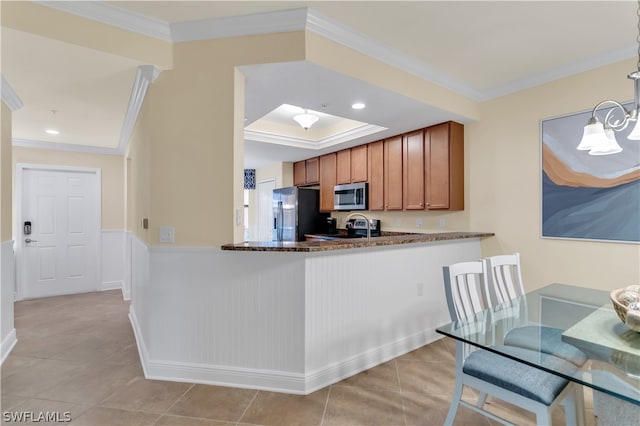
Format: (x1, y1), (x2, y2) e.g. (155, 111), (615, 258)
(334, 182), (368, 211)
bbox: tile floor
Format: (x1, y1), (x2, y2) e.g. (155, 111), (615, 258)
(1, 290), (597, 425)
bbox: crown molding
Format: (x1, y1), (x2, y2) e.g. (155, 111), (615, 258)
(480, 43), (638, 102)
(245, 124), (386, 150)
(171, 8), (308, 42)
(304, 9), (484, 101)
(32, 2), (637, 104)
(33, 1), (172, 42)
(117, 65), (162, 155)
(1, 75), (24, 111)
(13, 138), (120, 156)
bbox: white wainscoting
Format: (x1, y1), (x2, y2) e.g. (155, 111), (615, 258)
(129, 237), (481, 394)
(1, 240), (16, 364)
(101, 229), (126, 294)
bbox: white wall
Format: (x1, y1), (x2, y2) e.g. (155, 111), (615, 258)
(1, 240), (16, 363)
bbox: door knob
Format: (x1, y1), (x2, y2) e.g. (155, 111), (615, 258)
(25, 238), (38, 243)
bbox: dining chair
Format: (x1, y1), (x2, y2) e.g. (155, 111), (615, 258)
(485, 253), (587, 367)
(443, 260), (584, 426)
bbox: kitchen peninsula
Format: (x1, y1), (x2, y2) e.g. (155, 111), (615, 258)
(130, 231), (493, 395)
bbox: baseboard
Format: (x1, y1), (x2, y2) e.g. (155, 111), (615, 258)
(122, 287), (131, 301)
(102, 280), (124, 291)
(303, 328), (441, 394)
(1, 328), (17, 365)
(128, 302), (441, 394)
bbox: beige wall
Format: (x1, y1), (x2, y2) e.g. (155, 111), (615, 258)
(1, 1), (172, 69)
(133, 32), (306, 246)
(468, 58), (640, 291)
(0, 104), (12, 241)
(12, 147), (125, 230)
(126, 96), (152, 243)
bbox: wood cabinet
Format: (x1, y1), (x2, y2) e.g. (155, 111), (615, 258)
(294, 121), (464, 212)
(336, 149), (351, 184)
(425, 121), (464, 210)
(294, 157), (319, 186)
(367, 141), (384, 211)
(402, 130), (425, 210)
(350, 145), (368, 182)
(319, 153), (337, 212)
(336, 145), (367, 184)
(383, 136), (403, 210)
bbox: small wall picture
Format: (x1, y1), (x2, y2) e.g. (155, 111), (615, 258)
(541, 107), (640, 243)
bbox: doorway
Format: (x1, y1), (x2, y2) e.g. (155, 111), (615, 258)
(257, 179), (276, 242)
(15, 164), (101, 300)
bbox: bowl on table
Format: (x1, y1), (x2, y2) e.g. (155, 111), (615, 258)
(610, 285), (640, 332)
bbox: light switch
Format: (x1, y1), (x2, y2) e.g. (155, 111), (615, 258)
(159, 226), (175, 243)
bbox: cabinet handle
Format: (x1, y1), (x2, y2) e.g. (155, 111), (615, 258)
(419, 203), (424, 207)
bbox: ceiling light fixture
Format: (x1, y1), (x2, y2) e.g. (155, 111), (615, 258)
(577, 0), (640, 155)
(293, 110), (319, 130)
(351, 102), (366, 110)
(45, 129), (60, 135)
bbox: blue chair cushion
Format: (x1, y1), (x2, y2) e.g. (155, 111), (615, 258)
(504, 325), (587, 366)
(463, 345), (577, 406)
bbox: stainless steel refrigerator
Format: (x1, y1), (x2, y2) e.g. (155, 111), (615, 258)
(272, 187), (328, 242)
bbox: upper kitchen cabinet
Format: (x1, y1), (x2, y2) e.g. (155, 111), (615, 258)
(384, 135), (403, 210)
(336, 149), (351, 184)
(367, 141), (384, 211)
(402, 130), (425, 210)
(294, 157), (320, 186)
(336, 145), (368, 185)
(319, 153), (337, 212)
(350, 145), (368, 183)
(425, 121), (464, 210)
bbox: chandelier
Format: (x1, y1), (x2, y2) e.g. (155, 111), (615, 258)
(293, 109), (319, 130)
(577, 0), (640, 155)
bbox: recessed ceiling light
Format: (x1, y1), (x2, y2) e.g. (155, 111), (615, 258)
(45, 129), (60, 135)
(351, 102), (366, 110)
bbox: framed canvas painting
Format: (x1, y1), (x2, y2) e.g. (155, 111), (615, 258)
(541, 106), (640, 243)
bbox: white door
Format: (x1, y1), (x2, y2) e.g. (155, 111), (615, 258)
(18, 167), (100, 299)
(257, 179), (276, 242)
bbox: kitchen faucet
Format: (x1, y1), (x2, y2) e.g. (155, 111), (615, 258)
(345, 212), (372, 242)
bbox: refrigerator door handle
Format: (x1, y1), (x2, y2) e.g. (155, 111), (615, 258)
(276, 201), (284, 241)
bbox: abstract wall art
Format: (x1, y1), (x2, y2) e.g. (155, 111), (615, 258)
(541, 107), (640, 243)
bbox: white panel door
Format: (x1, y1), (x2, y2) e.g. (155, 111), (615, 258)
(257, 179), (276, 242)
(20, 168), (100, 299)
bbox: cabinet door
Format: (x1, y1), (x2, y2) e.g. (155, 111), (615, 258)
(306, 157), (320, 185)
(294, 161), (306, 186)
(384, 136), (403, 210)
(403, 130), (425, 210)
(367, 141), (384, 211)
(350, 145), (368, 183)
(425, 122), (464, 210)
(336, 149), (351, 184)
(319, 153), (337, 212)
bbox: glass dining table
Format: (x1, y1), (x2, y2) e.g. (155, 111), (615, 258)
(435, 283), (640, 408)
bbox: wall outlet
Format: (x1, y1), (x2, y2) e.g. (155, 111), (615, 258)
(159, 226), (175, 243)
(396, 218), (402, 226)
(439, 218), (446, 229)
(415, 218), (423, 228)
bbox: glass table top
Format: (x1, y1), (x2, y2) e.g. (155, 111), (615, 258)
(436, 283), (640, 406)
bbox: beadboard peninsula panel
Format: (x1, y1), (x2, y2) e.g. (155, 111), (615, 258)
(129, 237), (483, 393)
(303, 240), (480, 385)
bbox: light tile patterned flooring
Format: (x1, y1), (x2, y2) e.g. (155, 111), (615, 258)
(1, 290), (597, 425)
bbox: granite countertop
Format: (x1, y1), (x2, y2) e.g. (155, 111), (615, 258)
(221, 231), (495, 252)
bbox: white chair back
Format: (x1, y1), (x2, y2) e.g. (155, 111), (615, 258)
(485, 253), (525, 305)
(443, 260), (491, 322)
